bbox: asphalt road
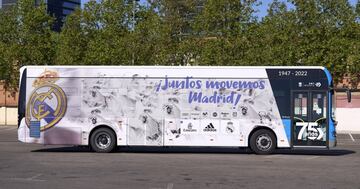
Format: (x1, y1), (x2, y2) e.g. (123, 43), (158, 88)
(1, 126), (360, 189)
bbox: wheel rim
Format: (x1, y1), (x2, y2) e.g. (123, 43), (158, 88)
(256, 134), (272, 151)
(95, 133), (111, 150)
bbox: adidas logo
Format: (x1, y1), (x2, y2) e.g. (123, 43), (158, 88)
(203, 123), (217, 132)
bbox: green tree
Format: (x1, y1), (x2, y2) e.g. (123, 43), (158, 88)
(146, 0), (197, 65)
(131, 3), (170, 65)
(193, 0), (257, 66)
(83, 0), (134, 65)
(243, 0), (298, 66)
(0, 5), (19, 88)
(1, 0), (359, 88)
(0, 0), (55, 88)
(345, 0), (360, 87)
(56, 9), (86, 65)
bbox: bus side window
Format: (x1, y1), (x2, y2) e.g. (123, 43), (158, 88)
(312, 93), (327, 120)
(294, 93), (307, 118)
(273, 90), (290, 118)
(270, 79), (291, 119)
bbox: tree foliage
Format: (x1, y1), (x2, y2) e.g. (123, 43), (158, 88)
(0, 0), (54, 89)
(0, 0), (360, 88)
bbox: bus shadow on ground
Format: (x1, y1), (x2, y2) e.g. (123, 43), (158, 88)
(32, 146), (355, 156)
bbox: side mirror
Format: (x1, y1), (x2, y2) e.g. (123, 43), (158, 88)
(347, 89), (352, 103)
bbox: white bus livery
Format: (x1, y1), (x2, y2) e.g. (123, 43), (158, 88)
(18, 66), (337, 154)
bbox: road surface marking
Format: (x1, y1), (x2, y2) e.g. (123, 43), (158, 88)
(348, 133), (355, 142)
(0, 127), (17, 131)
(10, 174), (45, 182)
(305, 156), (320, 160)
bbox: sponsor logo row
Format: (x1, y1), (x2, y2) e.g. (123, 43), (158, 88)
(180, 109), (248, 120)
(167, 119), (240, 135)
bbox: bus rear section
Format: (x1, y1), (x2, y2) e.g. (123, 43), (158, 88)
(266, 68), (336, 148)
(18, 66), (336, 154)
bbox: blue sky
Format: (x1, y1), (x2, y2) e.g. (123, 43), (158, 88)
(255, 0), (358, 18)
(81, 0), (358, 19)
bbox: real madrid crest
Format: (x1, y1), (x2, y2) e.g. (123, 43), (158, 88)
(26, 69), (67, 131)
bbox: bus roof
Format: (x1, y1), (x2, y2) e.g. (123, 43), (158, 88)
(22, 65), (326, 70)
(22, 65), (330, 80)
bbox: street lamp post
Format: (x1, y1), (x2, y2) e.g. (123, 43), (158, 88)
(131, 0), (138, 65)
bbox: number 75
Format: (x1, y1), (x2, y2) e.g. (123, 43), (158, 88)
(296, 122), (324, 140)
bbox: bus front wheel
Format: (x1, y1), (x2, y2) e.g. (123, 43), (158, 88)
(90, 128), (116, 153)
(250, 129), (276, 154)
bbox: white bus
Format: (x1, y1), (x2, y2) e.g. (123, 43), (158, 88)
(18, 66), (339, 154)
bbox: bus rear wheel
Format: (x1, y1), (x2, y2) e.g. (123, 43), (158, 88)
(250, 129), (276, 154)
(90, 128), (116, 153)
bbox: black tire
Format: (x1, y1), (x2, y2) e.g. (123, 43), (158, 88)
(90, 128), (116, 153)
(249, 129), (276, 154)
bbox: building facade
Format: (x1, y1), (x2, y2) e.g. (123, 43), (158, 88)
(44, 0), (81, 31)
(0, 0), (17, 9)
(0, 0), (80, 31)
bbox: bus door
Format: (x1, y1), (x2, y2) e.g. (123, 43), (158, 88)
(292, 91), (328, 147)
